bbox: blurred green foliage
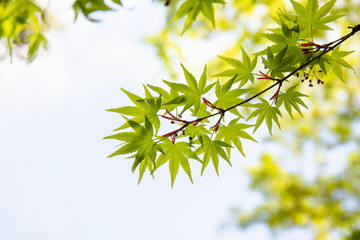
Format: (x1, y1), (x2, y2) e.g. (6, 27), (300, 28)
(236, 153), (360, 239)
(0, 0), (47, 61)
(1, 0), (359, 238)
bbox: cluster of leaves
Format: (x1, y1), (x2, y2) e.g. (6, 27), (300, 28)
(73, 0), (123, 21)
(235, 153), (360, 240)
(72, 0), (225, 32)
(0, 0), (47, 61)
(169, 0), (225, 34)
(105, 0), (358, 186)
(0, 0), (224, 62)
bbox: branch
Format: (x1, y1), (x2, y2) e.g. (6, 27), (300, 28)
(162, 24), (360, 141)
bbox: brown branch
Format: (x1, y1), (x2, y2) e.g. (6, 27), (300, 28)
(161, 25), (360, 142)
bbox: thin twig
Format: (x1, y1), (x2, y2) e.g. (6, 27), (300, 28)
(161, 25), (360, 141)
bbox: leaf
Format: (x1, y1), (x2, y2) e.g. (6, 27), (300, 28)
(214, 76), (250, 117)
(330, 47), (355, 82)
(170, 0), (225, 33)
(262, 45), (295, 78)
(112, 0), (122, 5)
(196, 136), (232, 176)
(277, 85), (308, 118)
(108, 87), (161, 132)
(163, 65), (215, 114)
(26, 17), (48, 62)
(290, 0), (343, 37)
(73, 0), (113, 22)
(214, 48), (257, 86)
(157, 140), (201, 187)
(105, 117), (163, 178)
(216, 118), (257, 157)
(248, 98), (282, 135)
(200, 0), (215, 28)
(138, 155), (155, 184)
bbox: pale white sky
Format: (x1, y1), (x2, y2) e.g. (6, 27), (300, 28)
(0, 1), (312, 240)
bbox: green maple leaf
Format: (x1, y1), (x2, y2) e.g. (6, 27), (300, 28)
(330, 47), (355, 82)
(170, 0), (225, 34)
(261, 18), (300, 47)
(262, 45), (295, 78)
(214, 75), (250, 117)
(73, 0), (113, 22)
(247, 98), (283, 135)
(112, 0), (122, 5)
(216, 118), (257, 157)
(196, 136), (232, 176)
(260, 21), (305, 65)
(186, 123), (210, 139)
(104, 117), (162, 173)
(138, 155), (155, 184)
(277, 85), (308, 118)
(107, 86), (161, 132)
(214, 48), (258, 87)
(163, 64), (215, 114)
(156, 140), (201, 187)
(290, 0), (343, 37)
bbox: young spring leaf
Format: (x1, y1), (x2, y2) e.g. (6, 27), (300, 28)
(163, 65), (215, 114)
(138, 155), (155, 184)
(107, 87), (161, 131)
(216, 118), (257, 157)
(104, 117), (161, 174)
(330, 47), (355, 81)
(156, 140), (201, 187)
(262, 45), (295, 78)
(214, 48), (258, 87)
(290, 0), (343, 37)
(170, 0), (225, 34)
(196, 135), (232, 176)
(73, 0), (113, 22)
(214, 76), (250, 117)
(277, 85), (308, 118)
(248, 98), (283, 135)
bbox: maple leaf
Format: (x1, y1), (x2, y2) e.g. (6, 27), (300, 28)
(216, 118), (257, 157)
(107, 86), (161, 132)
(156, 140), (201, 187)
(214, 48), (258, 87)
(277, 85), (308, 118)
(247, 98), (283, 135)
(104, 117), (162, 173)
(330, 47), (355, 82)
(262, 45), (295, 78)
(214, 75), (250, 117)
(195, 135), (232, 176)
(290, 0), (344, 38)
(73, 0), (113, 22)
(163, 64), (215, 114)
(170, 0), (225, 34)
(137, 155), (155, 184)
